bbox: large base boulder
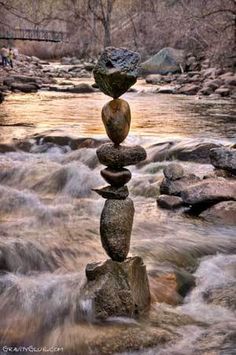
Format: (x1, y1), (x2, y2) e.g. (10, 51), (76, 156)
(82, 257), (151, 320)
(141, 48), (186, 75)
(210, 147), (236, 175)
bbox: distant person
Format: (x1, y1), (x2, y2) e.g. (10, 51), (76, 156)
(0, 46), (8, 67)
(8, 48), (14, 68)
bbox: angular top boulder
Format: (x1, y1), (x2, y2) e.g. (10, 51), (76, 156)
(141, 47), (186, 75)
(93, 47), (140, 98)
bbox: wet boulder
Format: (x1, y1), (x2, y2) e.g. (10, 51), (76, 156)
(93, 47), (140, 98)
(97, 143), (147, 168)
(210, 147), (236, 175)
(10, 83), (39, 93)
(163, 163), (184, 181)
(0, 92), (4, 104)
(160, 174), (200, 196)
(141, 47), (186, 75)
(181, 178), (236, 206)
(157, 195), (184, 210)
(200, 201), (236, 225)
(83, 256), (151, 319)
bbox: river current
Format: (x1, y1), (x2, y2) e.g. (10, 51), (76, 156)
(0, 79), (235, 354)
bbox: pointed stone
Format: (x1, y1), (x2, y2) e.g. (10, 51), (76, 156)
(101, 168), (131, 187)
(102, 99), (131, 145)
(93, 185), (129, 199)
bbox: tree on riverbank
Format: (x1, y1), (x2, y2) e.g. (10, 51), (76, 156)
(0, 0), (235, 67)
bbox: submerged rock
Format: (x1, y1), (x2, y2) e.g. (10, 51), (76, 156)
(210, 147), (236, 175)
(181, 178), (236, 205)
(200, 200), (236, 225)
(157, 195), (184, 210)
(101, 167), (132, 187)
(163, 163), (184, 181)
(97, 143), (147, 168)
(93, 47), (140, 98)
(93, 185), (129, 199)
(83, 256), (151, 319)
(102, 99), (131, 145)
(100, 198), (134, 261)
(203, 283), (236, 310)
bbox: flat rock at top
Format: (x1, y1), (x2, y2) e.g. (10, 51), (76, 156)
(100, 198), (134, 261)
(101, 167), (131, 187)
(210, 147), (236, 175)
(102, 99), (131, 145)
(97, 143), (147, 168)
(93, 47), (140, 98)
(93, 185), (129, 199)
(181, 178), (236, 205)
(83, 256), (151, 319)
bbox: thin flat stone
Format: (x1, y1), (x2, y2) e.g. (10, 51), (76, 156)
(101, 168), (132, 187)
(92, 185), (129, 199)
(93, 47), (140, 98)
(97, 143), (147, 168)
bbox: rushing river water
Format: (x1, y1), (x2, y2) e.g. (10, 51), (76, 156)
(0, 79), (236, 354)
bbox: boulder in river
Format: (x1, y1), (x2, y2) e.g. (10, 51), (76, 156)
(163, 163), (184, 181)
(101, 167), (132, 187)
(160, 174), (201, 196)
(97, 143), (147, 169)
(157, 195), (184, 210)
(0, 92), (4, 104)
(102, 99), (131, 145)
(83, 256), (151, 319)
(10, 83), (39, 93)
(93, 47), (140, 98)
(181, 178), (236, 206)
(100, 198), (134, 261)
(200, 200), (236, 225)
(140, 47), (186, 75)
(210, 147), (236, 175)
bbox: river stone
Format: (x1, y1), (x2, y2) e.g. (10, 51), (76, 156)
(0, 92), (4, 104)
(93, 47), (140, 98)
(210, 147), (236, 175)
(83, 256), (151, 319)
(102, 99), (131, 144)
(100, 198), (134, 261)
(181, 178), (236, 206)
(101, 168), (131, 187)
(163, 163), (184, 181)
(93, 185), (129, 199)
(97, 143), (147, 168)
(200, 200), (236, 225)
(160, 174), (201, 196)
(157, 195), (184, 209)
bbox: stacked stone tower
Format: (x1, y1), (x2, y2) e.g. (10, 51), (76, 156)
(82, 48), (150, 320)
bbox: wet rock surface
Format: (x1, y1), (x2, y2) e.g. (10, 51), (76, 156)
(101, 168), (131, 187)
(160, 174), (201, 196)
(100, 198), (134, 261)
(97, 143), (147, 168)
(163, 163), (184, 181)
(200, 200), (236, 225)
(102, 99), (131, 144)
(93, 47), (140, 98)
(157, 195), (184, 210)
(181, 178), (236, 205)
(210, 147), (236, 175)
(83, 256), (151, 319)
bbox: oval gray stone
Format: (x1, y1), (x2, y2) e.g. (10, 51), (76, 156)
(100, 198), (134, 261)
(163, 163), (184, 181)
(97, 143), (147, 168)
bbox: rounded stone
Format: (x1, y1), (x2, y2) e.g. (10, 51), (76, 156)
(101, 168), (132, 187)
(97, 143), (147, 169)
(102, 99), (131, 145)
(100, 198), (134, 261)
(163, 163), (184, 181)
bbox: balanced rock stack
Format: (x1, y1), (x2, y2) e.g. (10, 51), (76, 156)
(82, 48), (150, 320)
